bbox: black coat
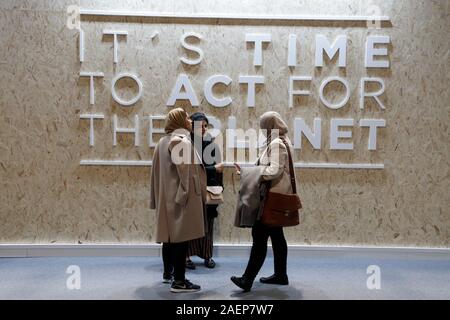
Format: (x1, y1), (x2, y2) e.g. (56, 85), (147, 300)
(191, 133), (223, 218)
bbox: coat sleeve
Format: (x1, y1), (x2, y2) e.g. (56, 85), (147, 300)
(169, 136), (191, 206)
(261, 140), (287, 181)
(149, 142), (158, 209)
(210, 141), (224, 186)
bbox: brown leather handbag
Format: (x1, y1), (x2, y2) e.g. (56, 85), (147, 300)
(260, 139), (302, 227)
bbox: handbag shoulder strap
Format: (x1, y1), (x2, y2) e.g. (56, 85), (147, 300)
(280, 138), (297, 194)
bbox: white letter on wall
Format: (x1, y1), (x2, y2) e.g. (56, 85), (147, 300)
(289, 76), (312, 108)
(226, 118), (259, 163)
(204, 75), (232, 107)
(294, 118), (322, 150)
(79, 29), (84, 62)
(319, 76), (350, 110)
(80, 113), (104, 146)
(360, 77), (386, 110)
(79, 72), (104, 105)
(103, 30), (128, 64)
(148, 115), (166, 147)
(360, 119), (386, 150)
(113, 114), (140, 146)
(180, 32), (204, 65)
(227, 116), (246, 149)
(206, 115), (222, 138)
(365, 36), (390, 68)
(288, 34), (297, 67)
(111, 73), (143, 106)
(245, 34), (271, 66)
(166, 74), (200, 107)
(330, 119), (354, 150)
(315, 35), (347, 67)
(238, 75), (264, 108)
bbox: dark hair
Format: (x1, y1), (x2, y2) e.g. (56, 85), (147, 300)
(190, 112), (209, 125)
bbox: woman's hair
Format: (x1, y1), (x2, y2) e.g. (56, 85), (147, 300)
(164, 108), (190, 133)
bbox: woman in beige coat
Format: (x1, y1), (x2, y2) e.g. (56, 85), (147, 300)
(150, 108), (207, 293)
(231, 111), (295, 292)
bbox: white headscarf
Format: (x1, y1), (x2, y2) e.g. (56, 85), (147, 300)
(259, 111), (292, 146)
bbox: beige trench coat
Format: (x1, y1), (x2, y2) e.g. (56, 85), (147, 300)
(150, 132), (207, 243)
(258, 137), (295, 194)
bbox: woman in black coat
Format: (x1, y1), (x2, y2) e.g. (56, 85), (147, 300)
(186, 112), (224, 269)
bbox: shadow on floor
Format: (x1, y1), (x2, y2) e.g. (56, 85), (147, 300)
(135, 283), (218, 300)
(229, 282), (304, 300)
(134, 281), (308, 300)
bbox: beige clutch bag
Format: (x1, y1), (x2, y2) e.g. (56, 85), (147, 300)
(206, 186), (224, 205)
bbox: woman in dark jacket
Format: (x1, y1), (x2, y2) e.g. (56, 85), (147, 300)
(186, 112), (224, 269)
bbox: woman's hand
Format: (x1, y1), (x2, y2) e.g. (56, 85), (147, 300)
(234, 163), (241, 175)
(214, 163), (224, 173)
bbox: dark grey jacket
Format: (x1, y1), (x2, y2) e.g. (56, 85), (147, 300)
(234, 166), (269, 228)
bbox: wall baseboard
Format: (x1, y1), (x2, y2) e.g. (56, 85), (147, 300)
(0, 244), (449, 258)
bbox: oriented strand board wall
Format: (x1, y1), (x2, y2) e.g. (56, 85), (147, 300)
(0, 0), (448, 247)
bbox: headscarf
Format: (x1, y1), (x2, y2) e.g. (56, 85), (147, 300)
(164, 108), (191, 134)
(258, 112), (294, 167)
(190, 111), (208, 153)
(189, 112), (219, 167)
(190, 112), (209, 125)
(259, 111), (290, 145)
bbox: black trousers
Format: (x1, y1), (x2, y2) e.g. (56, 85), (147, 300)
(243, 221), (288, 281)
(162, 242), (188, 281)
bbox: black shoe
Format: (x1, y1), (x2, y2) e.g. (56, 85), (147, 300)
(163, 271), (174, 284)
(185, 259), (196, 270)
(230, 276), (253, 292)
(259, 274), (289, 285)
(204, 258), (216, 269)
(170, 279), (201, 293)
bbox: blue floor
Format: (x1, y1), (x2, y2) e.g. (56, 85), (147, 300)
(0, 254), (449, 299)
